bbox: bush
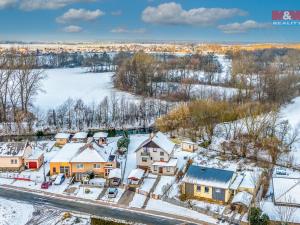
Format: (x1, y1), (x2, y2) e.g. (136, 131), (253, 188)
(117, 137), (130, 149)
(36, 130), (44, 137)
(63, 212), (71, 220)
(249, 207), (270, 225)
(85, 188), (91, 194)
(179, 193), (187, 202)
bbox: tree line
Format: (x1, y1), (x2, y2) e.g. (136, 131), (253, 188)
(0, 49), (45, 132)
(113, 51), (223, 101)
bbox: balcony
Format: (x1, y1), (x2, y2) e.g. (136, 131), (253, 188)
(141, 151), (150, 156)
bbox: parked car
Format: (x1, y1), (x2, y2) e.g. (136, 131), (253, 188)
(107, 188), (118, 198)
(41, 181), (52, 189)
(54, 173), (65, 185)
(111, 178), (121, 186)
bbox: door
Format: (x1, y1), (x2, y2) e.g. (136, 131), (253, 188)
(212, 188), (225, 201)
(28, 162), (37, 169)
(159, 167), (163, 174)
(185, 183), (194, 197)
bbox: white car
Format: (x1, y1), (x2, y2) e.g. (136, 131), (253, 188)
(54, 173), (65, 185)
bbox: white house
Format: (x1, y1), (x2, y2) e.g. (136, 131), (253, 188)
(135, 132), (177, 175)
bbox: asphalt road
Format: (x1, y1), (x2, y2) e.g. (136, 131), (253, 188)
(0, 186), (199, 225)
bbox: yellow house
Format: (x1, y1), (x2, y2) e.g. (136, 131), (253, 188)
(50, 143), (85, 176)
(55, 133), (71, 147)
(70, 142), (117, 181)
(50, 141), (117, 181)
(181, 141), (198, 152)
(181, 165), (236, 204)
(0, 142), (32, 171)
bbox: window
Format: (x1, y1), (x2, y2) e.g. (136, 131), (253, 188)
(166, 167), (170, 172)
(76, 164), (84, 169)
(93, 164), (100, 169)
(10, 159), (17, 164)
(205, 186), (209, 193)
(160, 158), (164, 162)
(142, 157), (147, 162)
(53, 167), (56, 173)
(197, 185), (201, 192)
(153, 148), (157, 152)
(160, 151), (164, 156)
(153, 165), (158, 171)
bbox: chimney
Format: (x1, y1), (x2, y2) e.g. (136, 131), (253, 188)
(150, 132), (155, 139)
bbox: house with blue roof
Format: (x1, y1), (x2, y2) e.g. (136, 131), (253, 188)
(181, 165), (236, 204)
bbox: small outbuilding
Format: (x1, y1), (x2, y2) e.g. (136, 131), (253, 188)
(181, 140), (198, 152)
(24, 147), (44, 170)
(55, 133), (70, 146)
(93, 132), (108, 145)
(72, 132), (88, 143)
(127, 168), (145, 187)
(108, 168), (122, 186)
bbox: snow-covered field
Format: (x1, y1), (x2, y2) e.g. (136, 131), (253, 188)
(35, 68), (135, 110)
(280, 96), (300, 165)
(0, 198), (33, 225)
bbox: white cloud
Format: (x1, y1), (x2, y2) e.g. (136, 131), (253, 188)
(218, 20), (271, 33)
(0, 0), (17, 9)
(111, 27), (146, 33)
(63, 25), (83, 32)
(56, 8), (104, 23)
(20, 0), (95, 11)
(142, 2), (246, 26)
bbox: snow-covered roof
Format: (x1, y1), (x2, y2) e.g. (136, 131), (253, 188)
(50, 143), (85, 163)
(26, 149), (44, 160)
(0, 142), (28, 157)
(73, 132), (88, 139)
(273, 177), (300, 206)
(93, 132), (108, 139)
(128, 168), (145, 180)
(182, 165), (235, 189)
(230, 174), (244, 190)
(152, 158), (178, 167)
(232, 191), (253, 208)
(108, 168), (121, 179)
(239, 171), (257, 190)
(137, 132), (175, 155)
(71, 142), (113, 163)
(55, 133), (70, 139)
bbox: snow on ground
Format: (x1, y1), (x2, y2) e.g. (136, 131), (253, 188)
(35, 68), (136, 110)
(280, 96), (300, 165)
(191, 199), (225, 215)
(173, 147), (197, 171)
(129, 193), (147, 208)
(153, 176), (176, 196)
(139, 175), (157, 193)
(146, 198), (217, 224)
(261, 201), (300, 224)
(101, 188), (125, 204)
(0, 198), (33, 225)
(75, 187), (103, 200)
(123, 134), (149, 183)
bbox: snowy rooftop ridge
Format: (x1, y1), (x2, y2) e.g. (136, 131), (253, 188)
(0, 142), (29, 157)
(93, 132), (108, 139)
(50, 143), (85, 163)
(71, 142), (114, 163)
(182, 165), (235, 189)
(136, 132), (175, 155)
(73, 132), (88, 139)
(55, 133), (70, 139)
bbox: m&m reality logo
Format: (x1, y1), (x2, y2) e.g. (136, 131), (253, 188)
(272, 10), (300, 25)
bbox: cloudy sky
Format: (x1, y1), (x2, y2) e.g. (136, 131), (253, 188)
(0, 0), (299, 42)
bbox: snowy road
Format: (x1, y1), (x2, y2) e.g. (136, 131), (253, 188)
(0, 186), (201, 225)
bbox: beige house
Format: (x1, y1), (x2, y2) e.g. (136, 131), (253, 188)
(55, 133), (71, 147)
(135, 132), (177, 175)
(181, 140), (198, 152)
(0, 142), (32, 171)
